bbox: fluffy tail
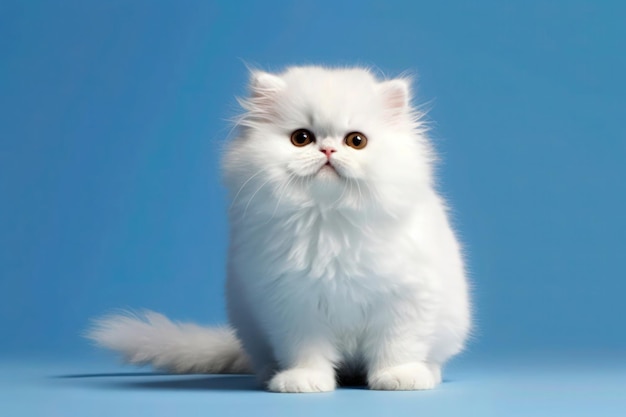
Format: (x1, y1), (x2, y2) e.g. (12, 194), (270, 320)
(86, 311), (252, 374)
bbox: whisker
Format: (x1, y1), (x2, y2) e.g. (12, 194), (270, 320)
(242, 177), (274, 218)
(266, 173), (297, 223)
(361, 181), (381, 205)
(331, 179), (349, 209)
(229, 168), (268, 210)
(354, 179), (364, 207)
(347, 178), (356, 208)
(228, 161), (290, 210)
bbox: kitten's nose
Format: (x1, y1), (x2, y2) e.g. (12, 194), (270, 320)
(320, 147), (336, 159)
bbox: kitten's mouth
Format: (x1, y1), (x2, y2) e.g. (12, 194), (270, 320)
(318, 162), (339, 176)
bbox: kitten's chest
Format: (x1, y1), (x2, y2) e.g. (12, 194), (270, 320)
(234, 208), (414, 301)
(270, 210), (414, 340)
(275, 209), (371, 280)
(232, 209), (420, 341)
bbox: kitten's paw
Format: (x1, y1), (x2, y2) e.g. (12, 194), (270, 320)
(368, 362), (439, 391)
(267, 368), (336, 393)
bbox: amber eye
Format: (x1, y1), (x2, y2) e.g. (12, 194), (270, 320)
(344, 132), (368, 149)
(290, 129), (315, 147)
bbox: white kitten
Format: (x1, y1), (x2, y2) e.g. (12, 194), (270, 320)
(88, 66), (471, 393)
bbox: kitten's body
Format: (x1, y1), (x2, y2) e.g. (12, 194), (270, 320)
(89, 66), (471, 392)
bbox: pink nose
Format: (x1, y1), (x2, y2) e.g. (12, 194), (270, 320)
(320, 147), (336, 159)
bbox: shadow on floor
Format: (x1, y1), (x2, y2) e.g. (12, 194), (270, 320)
(54, 372), (374, 391)
(57, 372), (173, 378)
(55, 372), (261, 391)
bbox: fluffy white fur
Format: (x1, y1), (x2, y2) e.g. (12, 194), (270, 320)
(88, 66), (471, 393)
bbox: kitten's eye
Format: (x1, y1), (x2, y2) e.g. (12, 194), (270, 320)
(344, 132), (368, 149)
(290, 129), (316, 147)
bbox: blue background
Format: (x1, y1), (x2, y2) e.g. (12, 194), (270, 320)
(1, 1), (625, 416)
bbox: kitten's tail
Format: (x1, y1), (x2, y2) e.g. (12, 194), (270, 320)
(86, 311), (252, 374)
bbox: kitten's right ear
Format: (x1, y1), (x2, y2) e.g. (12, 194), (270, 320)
(249, 71), (286, 97)
(238, 71), (286, 125)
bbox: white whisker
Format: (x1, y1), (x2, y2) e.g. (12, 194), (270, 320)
(242, 177), (274, 218)
(229, 168), (272, 210)
(331, 179), (349, 209)
(355, 179), (364, 207)
(266, 173), (297, 223)
(361, 181), (381, 205)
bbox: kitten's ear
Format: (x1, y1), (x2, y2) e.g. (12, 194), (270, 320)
(239, 71), (286, 124)
(379, 78), (411, 114)
(249, 71), (286, 97)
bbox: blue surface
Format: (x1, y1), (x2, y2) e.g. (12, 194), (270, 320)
(1, 0), (626, 415)
(4, 354), (626, 417)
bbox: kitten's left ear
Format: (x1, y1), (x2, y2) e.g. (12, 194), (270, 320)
(379, 78), (411, 114)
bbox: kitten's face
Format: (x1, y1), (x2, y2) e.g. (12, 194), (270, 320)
(224, 67), (433, 218)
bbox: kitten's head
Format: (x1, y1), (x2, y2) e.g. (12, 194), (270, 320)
(223, 66), (435, 220)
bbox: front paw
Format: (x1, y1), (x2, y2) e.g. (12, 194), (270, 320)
(368, 362), (439, 391)
(268, 368), (336, 393)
